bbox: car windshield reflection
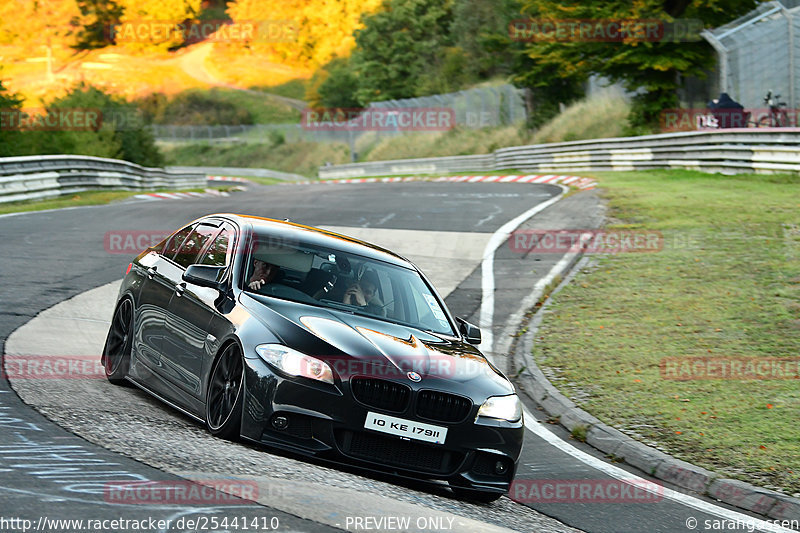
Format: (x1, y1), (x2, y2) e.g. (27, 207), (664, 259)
(242, 231), (455, 336)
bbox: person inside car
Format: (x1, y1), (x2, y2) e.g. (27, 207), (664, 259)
(248, 257), (280, 290)
(342, 270), (385, 316)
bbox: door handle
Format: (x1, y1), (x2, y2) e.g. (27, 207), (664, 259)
(175, 283), (186, 297)
(147, 267), (157, 279)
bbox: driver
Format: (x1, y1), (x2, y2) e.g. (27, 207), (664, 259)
(342, 270), (385, 316)
(248, 256), (280, 290)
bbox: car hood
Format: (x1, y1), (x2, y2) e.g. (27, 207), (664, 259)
(242, 293), (514, 395)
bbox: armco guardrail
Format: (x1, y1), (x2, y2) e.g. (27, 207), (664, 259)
(318, 129), (800, 178)
(0, 155), (206, 204)
(318, 154), (494, 179)
(166, 165), (306, 182)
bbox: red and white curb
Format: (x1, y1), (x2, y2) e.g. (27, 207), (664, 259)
(132, 190), (230, 201)
(290, 175), (597, 190)
(208, 175), (250, 183)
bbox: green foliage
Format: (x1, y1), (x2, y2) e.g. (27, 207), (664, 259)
(0, 82), (163, 166)
(0, 81), (36, 157)
(307, 58), (361, 109)
(571, 424), (588, 442)
(48, 84), (163, 166)
(350, 0), (455, 104)
(74, 0), (123, 49)
(450, 0), (523, 79)
(137, 91), (254, 125)
(312, 0), (530, 106)
(518, 0), (759, 129)
(257, 79), (309, 101)
(416, 46), (472, 95)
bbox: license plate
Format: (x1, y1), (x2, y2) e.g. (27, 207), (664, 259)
(364, 411), (448, 444)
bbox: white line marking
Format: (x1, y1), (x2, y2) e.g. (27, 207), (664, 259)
(522, 407), (795, 532)
(491, 251), (578, 365)
(479, 185), (568, 360)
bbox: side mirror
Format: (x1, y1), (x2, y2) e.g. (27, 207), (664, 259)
(456, 317), (482, 345)
(183, 264), (227, 291)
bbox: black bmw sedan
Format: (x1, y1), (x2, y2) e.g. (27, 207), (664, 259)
(101, 214), (524, 502)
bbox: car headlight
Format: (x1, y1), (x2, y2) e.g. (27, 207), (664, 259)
(476, 394), (522, 422)
(255, 344), (334, 384)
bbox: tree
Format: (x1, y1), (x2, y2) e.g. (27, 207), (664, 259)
(306, 58), (361, 109)
(450, 0), (523, 79)
(74, 0), (124, 49)
(517, 0), (759, 130)
(226, 0), (381, 68)
(349, 0), (454, 104)
(116, 0), (202, 51)
(0, 80), (37, 157)
(46, 84), (164, 166)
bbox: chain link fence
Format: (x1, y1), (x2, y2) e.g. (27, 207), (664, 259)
(151, 84), (527, 144)
(703, 0), (800, 109)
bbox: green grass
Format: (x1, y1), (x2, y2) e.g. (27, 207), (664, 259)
(0, 189), (199, 215)
(530, 90), (630, 144)
(251, 79), (309, 101)
(533, 170), (800, 494)
(139, 88), (300, 126)
(354, 90), (631, 162)
(201, 88), (301, 124)
(162, 140), (350, 177)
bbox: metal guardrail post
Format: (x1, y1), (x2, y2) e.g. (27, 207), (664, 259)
(0, 155), (207, 205)
(316, 130), (800, 179)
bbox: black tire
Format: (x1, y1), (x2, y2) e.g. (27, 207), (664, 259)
(206, 343), (244, 440)
(450, 486), (504, 504)
(102, 298), (134, 385)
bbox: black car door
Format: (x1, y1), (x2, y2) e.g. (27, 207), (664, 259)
(162, 221), (234, 400)
(132, 223), (195, 378)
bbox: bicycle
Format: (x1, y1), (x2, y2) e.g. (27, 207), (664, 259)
(756, 90), (790, 127)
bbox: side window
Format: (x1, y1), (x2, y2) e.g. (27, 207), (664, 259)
(161, 224), (194, 259)
(173, 225), (219, 269)
(198, 224), (234, 267)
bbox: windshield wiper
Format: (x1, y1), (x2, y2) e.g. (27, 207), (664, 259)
(318, 299), (357, 314)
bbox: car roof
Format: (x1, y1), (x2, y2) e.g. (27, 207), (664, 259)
(208, 213), (416, 270)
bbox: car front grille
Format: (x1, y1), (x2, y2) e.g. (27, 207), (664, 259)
(337, 430), (460, 475)
(416, 390), (472, 423)
(350, 377), (410, 413)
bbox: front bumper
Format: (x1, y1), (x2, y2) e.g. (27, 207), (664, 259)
(241, 356), (524, 493)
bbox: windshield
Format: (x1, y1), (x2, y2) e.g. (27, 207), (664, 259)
(242, 230), (455, 336)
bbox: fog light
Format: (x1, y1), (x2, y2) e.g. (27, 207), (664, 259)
(271, 415), (289, 430)
(495, 461), (508, 475)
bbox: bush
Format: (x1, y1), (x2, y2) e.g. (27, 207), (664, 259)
(137, 91), (254, 126)
(0, 81), (163, 167)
